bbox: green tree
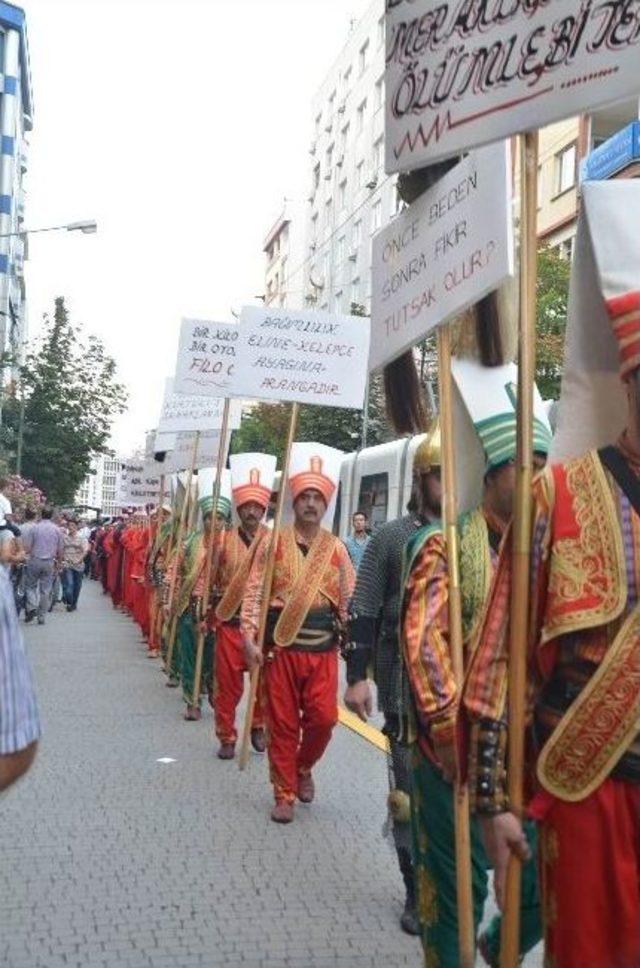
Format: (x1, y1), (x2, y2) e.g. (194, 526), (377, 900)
(536, 245), (571, 400)
(230, 303), (392, 460)
(1, 297), (127, 504)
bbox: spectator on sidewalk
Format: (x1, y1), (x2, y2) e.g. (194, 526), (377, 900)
(0, 567), (40, 792)
(0, 476), (13, 527)
(62, 519), (89, 612)
(22, 507), (64, 626)
(344, 511), (371, 571)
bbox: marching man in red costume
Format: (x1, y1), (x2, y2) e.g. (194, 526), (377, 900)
(212, 453), (276, 761)
(464, 178), (640, 967)
(242, 443), (355, 824)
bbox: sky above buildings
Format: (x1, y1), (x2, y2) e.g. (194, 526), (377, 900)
(21, 0), (372, 454)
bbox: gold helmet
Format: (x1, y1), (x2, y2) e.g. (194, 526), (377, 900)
(413, 419), (441, 475)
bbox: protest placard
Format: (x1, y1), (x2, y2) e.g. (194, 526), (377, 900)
(232, 306), (370, 409)
(386, 0), (640, 171)
(116, 459), (162, 507)
(369, 143), (512, 371)
(161, 431), (223, 473)
(156, 378), (241, 434)
(173, 319), (237, 397)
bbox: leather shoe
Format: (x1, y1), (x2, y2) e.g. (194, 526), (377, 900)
(400, 901), (420, 936)
(271, 801), (294, 824)
(250, 728), (266, 753)
(217, 742), (235, 760)
(297, 773), (315, 803)
(184, 706), (201, 721)
(24, 611), (35, 624)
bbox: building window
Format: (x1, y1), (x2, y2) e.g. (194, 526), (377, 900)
(343, 64), (352, 90)
(358, 472), (389, 530)
(355, 160), (364, 189)
(313, 162), (320, 192)
(311, 212), (318, 240)
(359, 40), (369, 76)
(314, 112), (322, 135)
(371, 199), (382, 233)
(326, 143), (334, 174)
(328, 89), (336, 113)
(339, 179), (347, 211)
(555, 144), (576, 195)
(375, 75), (384, 111)
(325, 197), (333, 228)
(557, 237), (574, 261)
(353, 220), (362, 249)
(351, 277), (361, 306)
(340, 123), (350, 155)
(357, 99), (367, 133)
(337, 235), (346, 265)
(373, 137), (383, 171)
(377, 16), (385, 48)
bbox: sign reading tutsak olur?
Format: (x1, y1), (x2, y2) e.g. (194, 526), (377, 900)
(233, 307), (371, 410)
(370, 143), (512, 371)
(385, 0), (640, 171)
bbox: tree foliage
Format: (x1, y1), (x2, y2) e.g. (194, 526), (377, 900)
(1, 297), (127, 504)
(536, 245), (571, 400)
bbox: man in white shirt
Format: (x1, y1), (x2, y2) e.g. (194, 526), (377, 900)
(0, 477), (13, 527)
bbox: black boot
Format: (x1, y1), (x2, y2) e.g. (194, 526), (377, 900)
(397, 846), (420, 936)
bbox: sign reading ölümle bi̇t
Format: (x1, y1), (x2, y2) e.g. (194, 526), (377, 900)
(386, 0), (640, 171)
(370, 143), (513, 371)
(173, 319), (237, 397)
(232, 306), (371, 410)
(156, 378), (241, 434)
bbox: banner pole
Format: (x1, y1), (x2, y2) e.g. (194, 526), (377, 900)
(238, 401), (300, 772)
(164, 431), (201, 679)
(500, 129), (538, 968)
(438, 323), (475, 968)
(192, 401), (231, 707)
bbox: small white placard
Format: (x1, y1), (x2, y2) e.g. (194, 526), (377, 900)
(370, 144), (513, 371)
(232, 306), (370, 410)
(116, 459), (162, 507)
(161, 431), (224, 473)
(386, 0), (640, 170)
(173, 319), (238, 397)
(156, 378), (241, 434)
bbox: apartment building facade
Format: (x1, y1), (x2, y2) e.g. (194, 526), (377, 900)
(264, 2), (639, 310)
(263, 199), (306, 308)
(75, 454), (120, 517)
(0, 2), (32, 374)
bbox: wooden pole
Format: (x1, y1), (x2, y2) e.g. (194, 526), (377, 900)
(238, 401), (300, 771)
(192, 403), (231, 706)
(500, 130), (539, 968)
(164, 432), (200, 679)
(437, 324), (475, 968)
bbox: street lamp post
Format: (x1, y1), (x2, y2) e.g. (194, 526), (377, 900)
(0, 219), (98, 471)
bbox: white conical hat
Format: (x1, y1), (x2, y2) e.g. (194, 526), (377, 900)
(451, 358), (552, 512)
(552, 180), (640, 461)
(288, 443), (342, 504)
(229, 453), (277, 510)
(197, 467), (232, 519)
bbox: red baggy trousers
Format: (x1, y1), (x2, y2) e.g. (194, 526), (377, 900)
(214, 623), (264, 744)
(531, 778), (640, 967)
(264, 647), (338, 805)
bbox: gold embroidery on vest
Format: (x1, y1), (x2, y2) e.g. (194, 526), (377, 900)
(543, 452), (626, 643)
(273, 530), (338, 647)
(537, 602), (640, 801)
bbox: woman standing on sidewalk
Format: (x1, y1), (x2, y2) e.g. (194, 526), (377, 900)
(62, 519), (88, 612)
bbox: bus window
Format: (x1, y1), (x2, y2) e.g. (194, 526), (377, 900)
(332, 483), (342, 535)
(357, 473), (388, 530)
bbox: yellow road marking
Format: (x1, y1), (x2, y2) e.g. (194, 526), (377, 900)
(338, 706), (388, 753)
